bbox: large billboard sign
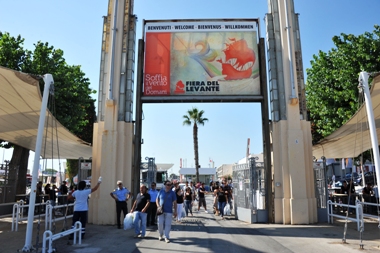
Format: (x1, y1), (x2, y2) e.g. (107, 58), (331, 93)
(143, 19), (260, 97)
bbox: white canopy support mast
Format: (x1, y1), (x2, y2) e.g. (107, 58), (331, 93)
(22, 74), (54, 252)
(358, 72), (380, 194)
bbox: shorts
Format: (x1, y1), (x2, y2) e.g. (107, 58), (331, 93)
(198, 197), (206, 208)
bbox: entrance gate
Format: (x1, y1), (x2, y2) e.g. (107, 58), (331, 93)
(233, 157), (267, 223)
(133, 19), (272, 222)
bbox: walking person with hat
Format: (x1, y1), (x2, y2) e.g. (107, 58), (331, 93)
(110, 180), (131, 229)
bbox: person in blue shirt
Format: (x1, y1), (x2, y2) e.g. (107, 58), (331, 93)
(156, 180), (177, 243)
(147, 182), (159, 226)
(110, 180), (131, 229)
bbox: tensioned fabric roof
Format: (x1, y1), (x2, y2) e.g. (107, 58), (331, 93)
(312, 75), (380, 159)
(0, 66), (92, 159)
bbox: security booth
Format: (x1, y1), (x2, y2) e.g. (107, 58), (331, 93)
(233, 157), (267, 223)
(77, 157), (92, 182)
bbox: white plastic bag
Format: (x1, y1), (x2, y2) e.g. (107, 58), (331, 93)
(224, 203), (231, 216)
(124, 213), (134, 230)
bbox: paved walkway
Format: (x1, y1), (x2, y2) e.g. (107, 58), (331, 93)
(1, 194), (380, 252)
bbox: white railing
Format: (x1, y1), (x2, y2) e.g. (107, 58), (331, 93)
(358, 201), (380, 220)
(327, 200), (364, 231)
(42, 221), (82, 253)
(45, 203), (74, 230)
(11, 200), (74, 232)
(12, 200), (50, 231)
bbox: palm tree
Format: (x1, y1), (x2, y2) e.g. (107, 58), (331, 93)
(183, 107), (208, 183)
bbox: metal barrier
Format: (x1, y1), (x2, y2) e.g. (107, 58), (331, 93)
(11, 200), (50, 231)
(232, 157), (267, 223)
(327, 200), (364, 231)
(42, 221), (82, 253)
(12, 200), (75, 232)
(45, 203), (74, 231)
(358, 201), (380, 220)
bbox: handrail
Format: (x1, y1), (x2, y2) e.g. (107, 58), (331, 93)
(42, 221), (82, 253)
(45, 203), (74, 231)
(327, 200), (363, 231)
(11, 200), (50, 231)
(12, 200), (75, 232)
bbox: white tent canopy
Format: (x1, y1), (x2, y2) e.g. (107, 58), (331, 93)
(156, 163), (174, 171)
(312, 75), (380, 159)
(0, 66), (92, 159)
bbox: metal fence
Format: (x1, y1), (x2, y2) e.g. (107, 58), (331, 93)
(232, 157), (267, 223)
(313, 160), (328, 222)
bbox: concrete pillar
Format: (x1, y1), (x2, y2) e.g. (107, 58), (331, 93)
(269, 0), (317, 224)
(88, 0), (135, 225)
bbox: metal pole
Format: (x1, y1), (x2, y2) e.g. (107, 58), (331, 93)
(359, 72), (380, 194)
(283, 0), (297, 100)
(322, 156), (328, 209)
(22, 74), (54, 251)
(108, 0), (118, 100)
(133, 39), (144, 196)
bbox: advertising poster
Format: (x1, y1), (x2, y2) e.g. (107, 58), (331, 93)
(143, 21), (260, 96)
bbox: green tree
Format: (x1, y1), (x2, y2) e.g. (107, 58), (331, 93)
(306, 25), (380, 144)
(0, 32), (96, 201)
(183, 107), (208, 183)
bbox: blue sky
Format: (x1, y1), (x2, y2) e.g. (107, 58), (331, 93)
(1, 0), (379, 175)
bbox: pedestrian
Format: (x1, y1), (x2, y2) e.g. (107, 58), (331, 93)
(156, 180), (177, 243)
(130, 184), (150, 238)
(147, 182), (158, 226)
(110, 180), (131, 229)
(173, 180), (184, 222)
(184, 181), (189, 191)
(222, 178), (233, 210)
(68, 177), (101, 238)
(217, 186), (227, 219)
(184, 187), (193, 217)
(197, 182), (208, 213)
(189, 181), (196, 199)
(58, 181), (68, 206)
(50, 185), (57, 207)
(44, 184), (51, 200)
(213, 187), (219, 215)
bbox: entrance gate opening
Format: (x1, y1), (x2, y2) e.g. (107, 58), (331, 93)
(133, 18), (272, 223)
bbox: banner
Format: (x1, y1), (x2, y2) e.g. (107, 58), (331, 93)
(143, 20), (260, 97)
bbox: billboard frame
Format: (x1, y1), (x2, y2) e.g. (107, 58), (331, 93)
(142, 18), (263, 103)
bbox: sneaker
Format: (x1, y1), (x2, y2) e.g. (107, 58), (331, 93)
(205, 210), (208, 213)
(158, 236), (163, 241)
(134, 234), (140, 238)
(140, 235), (145, 238)
(165, 238), (170, 243)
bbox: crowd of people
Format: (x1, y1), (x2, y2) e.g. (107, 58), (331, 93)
(33, 177), (234, 243)
(109, 177), (234, 243)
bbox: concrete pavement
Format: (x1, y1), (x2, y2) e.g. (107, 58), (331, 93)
(1, 194), (380, 252)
